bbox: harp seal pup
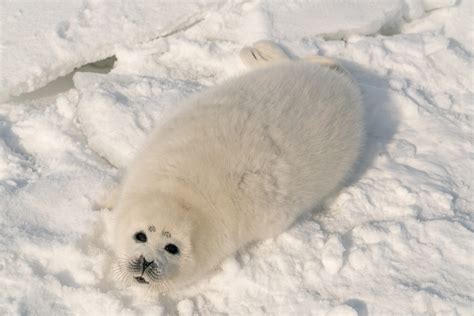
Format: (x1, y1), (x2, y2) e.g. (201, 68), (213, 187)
(107, 40), (364, 293)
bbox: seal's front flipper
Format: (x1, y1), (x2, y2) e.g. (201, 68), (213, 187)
(94, 184), (121, 210)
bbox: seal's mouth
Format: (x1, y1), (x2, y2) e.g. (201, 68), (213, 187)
(134, 276), (149, 284)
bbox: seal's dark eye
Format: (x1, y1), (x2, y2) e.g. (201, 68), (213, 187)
(164, 243), (179, 255)
(134, 232), (147, 243)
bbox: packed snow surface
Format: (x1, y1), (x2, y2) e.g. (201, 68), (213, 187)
(0, 0), (472, 315)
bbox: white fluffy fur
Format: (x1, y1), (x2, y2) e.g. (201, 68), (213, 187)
(108, 41), (364, 293)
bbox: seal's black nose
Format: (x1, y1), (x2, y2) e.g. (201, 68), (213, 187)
(141, 257), (154, 270)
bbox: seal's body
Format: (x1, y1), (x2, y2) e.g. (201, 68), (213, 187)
(109, 41), (364, 292)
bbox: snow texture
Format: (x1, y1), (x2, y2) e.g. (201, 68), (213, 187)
(0, 0), (473, 315)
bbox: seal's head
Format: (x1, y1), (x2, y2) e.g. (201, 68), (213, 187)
(111, 192), (203, 292)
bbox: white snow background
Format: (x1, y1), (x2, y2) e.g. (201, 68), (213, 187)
(0, 0), (473, 315)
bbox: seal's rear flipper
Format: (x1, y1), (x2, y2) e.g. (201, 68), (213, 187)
(303, 55), (351, 77)
(240, 40), (351, 78)
(240, 40), (291, 69)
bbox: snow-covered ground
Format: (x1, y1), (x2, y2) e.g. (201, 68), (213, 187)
(0, 0), (473, 315)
